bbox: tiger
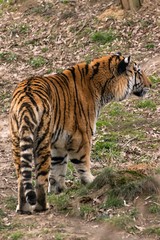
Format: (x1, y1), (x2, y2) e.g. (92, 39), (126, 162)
(9, 53), (151, 214)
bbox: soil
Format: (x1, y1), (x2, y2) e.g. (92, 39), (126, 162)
(0, 0), (160, 239)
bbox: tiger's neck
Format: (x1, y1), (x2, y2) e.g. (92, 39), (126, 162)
(63, 62), (132, 108)
(89, 69), (132, 107)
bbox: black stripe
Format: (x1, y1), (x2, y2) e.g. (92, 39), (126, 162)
(85, 64), (89, 75)
(36, 154), (51, 171)
(90, 62), (100, 79)
(50, 76), (67, 128)
(36, 171), (49, 178)
(21, 125), (34, 135)
(24, 115), (35, 129)
(70, 159), (82, 164)
(78, 169), (86, 173)
(70, 67), (83, 117)
(48, 80), (61, 127)
(21, 144), (33, 151)
(51, 155), (67, 162)
(27, 92), (39, 112)
(21, 153), (32, 162)
(23, 182), (33, 190)
(19, 102), (37, 124)
(22, 170), (31, 179)
(108, 55), (115, 72)
(21, 137), (33, 144)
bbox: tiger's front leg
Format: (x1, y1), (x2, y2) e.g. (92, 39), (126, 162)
(69, 143), (95, 185)
(48, 147), (68, 194)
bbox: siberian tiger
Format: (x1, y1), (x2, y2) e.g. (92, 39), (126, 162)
(9, 53), (151, 214)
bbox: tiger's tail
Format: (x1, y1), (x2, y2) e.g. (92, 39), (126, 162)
(19, 113), (37, 206)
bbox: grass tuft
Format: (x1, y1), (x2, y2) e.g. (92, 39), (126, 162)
(0, 51), (17, 62)
(91, 30), (117, 44)
(29, 56), (47, 68)
(88, 168), (160, 200)
(5, 196), (17, 210)
(10, 232), (23, 240)
(136, 99), (156, 110)
(47, 193), (70, 212)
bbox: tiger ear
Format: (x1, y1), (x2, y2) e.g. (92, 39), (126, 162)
(117, 56), (131, 74)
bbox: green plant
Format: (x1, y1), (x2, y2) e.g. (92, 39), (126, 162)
(47, 194), (70, 211)
(55, 232), (64, 240)
(29, 56), (47, 68)
(19, 24), (30, 34)
(129, 207), (139, 218)
(91, 30), (117, 44)
(5, 196), (17, 210)
(136, 99), (156, 110)
(107, 214), (133, 230)
(108, 102), (125, 116)
(61, 0), (69, 4)
(149, 75), (160, 87)
(0, 51), (17, 62)
(149, 204), (160, 214)
(10, 232), (23, 240)
(41, 47), (49, 53)
(80, 204), (95, 217)
(103, 195), (123, 208)
(0, 0), (14, 6)
(145, 43), (155, 49)
(144, 227), (160, 236)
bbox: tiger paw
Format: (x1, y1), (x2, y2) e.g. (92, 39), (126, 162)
(16, 203), (32, 215)
(33, 202), (49, 212)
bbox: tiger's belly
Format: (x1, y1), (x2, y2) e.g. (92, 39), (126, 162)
(51, 129), (90, 153)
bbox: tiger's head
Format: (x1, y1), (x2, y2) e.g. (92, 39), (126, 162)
(118, 56), (152, 97)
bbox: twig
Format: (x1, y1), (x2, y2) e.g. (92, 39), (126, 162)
(122, 136), (138, 147)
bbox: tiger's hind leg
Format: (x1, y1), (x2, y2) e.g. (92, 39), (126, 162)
(34, 134), (51, 212)
(48, 147), (68, 194)
(11, 131), (32, 214)
(69, 143), (95, 185)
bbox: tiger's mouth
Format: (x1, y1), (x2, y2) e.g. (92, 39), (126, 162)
(133, 88), (150, 97)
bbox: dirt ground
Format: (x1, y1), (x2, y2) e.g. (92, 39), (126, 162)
(0, 0), (160, 239)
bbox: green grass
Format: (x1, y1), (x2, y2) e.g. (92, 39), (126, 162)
(80, 204), (95, 217)
(41, 47), (49, 53)
(5, 196), (17, 210)
(19, 24), (30, 34)
(91, 30), (117, 44)
(0, 51), (17, 62)
(0, 209), (7, 231)
(107, 102), (125, 116)
(145, 43), (155, 49)
(88, 168), (159, 200)
(149, 75), (160, 87)
(144, 227), (160, 236)
(0, 0), (14, 6)
(10, 232), (24, 240)
(107, 214), (134, 230)
(47, 193), (70, 212)
(136, 99), (156, 110)
(29, 56), (47, 68)
(55, 232), (64, 240)
(149, 204), (160, 214)
(103, 195), (123, 208)
(60, 0), (69, 4)
(96, 119), (112, 128)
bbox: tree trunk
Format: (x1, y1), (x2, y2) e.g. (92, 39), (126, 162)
(120, 0), (143, 10)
